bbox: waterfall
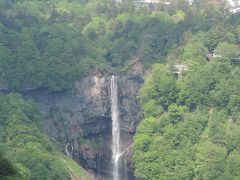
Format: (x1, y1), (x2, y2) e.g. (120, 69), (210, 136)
(65, 143), (73, 158)
(111, 75), (120, 180)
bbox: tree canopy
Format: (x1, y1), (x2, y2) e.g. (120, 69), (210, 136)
(133, 8), (240, 178)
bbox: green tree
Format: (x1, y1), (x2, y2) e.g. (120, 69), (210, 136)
(140, 64), (178, 111)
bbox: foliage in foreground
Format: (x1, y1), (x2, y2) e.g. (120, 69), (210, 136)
(0, 94), (90, 180)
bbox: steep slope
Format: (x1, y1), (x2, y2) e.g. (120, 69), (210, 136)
(0, 94), (94, 180)
(133, 43), (240, 179)
(25, 70), (143, 179)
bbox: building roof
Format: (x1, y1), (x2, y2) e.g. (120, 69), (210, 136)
(226, 0), (240, 7)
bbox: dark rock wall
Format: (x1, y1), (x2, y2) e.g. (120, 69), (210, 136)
(25, 70), (143, 179)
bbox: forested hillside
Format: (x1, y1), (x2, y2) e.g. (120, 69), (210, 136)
(132, 1), (240, 179)
(0, 0), (209, 92)
(1, 0), (238, 91)
(0, 0), (240, 179)
(0, 94), (93, 179)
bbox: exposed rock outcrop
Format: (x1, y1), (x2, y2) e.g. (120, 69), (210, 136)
(25, 70), (143, 179)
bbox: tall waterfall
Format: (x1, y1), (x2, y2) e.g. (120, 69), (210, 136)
(111, 76), (120, 180)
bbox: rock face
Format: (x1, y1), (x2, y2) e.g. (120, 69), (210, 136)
(25, 70), (144, 179)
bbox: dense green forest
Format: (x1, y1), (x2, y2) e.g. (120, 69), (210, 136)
(0, 0), (238, 91)
(0, 0), (240, 179)
(0, 0), (210, 91)
(132, 1), (240, 179)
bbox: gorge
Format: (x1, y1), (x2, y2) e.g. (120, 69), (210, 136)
(1, 1), (240, 179)
(25, 70), (144, 179)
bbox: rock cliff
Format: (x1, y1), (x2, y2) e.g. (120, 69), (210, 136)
(25, 70), (144, 179)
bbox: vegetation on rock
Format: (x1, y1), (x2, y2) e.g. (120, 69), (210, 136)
(0, 0), (240, 179)
(0, 94), (92, 179)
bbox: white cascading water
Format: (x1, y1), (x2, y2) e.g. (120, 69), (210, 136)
(111, 75), (120, 180)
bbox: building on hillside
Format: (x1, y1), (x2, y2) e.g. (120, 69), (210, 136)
(187, 0), (194, 5)
(129, 0), (240, 12)
(212, 50), (222, 58)
(226, 0), (240, 13)
(205, 53), (213, 61)
(226, 0), (240, 6)
(133, 0), (171, 5)
(205, 50), (222, 62)
(182, 0), (240, 13)
(140, 0), (160, 3)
